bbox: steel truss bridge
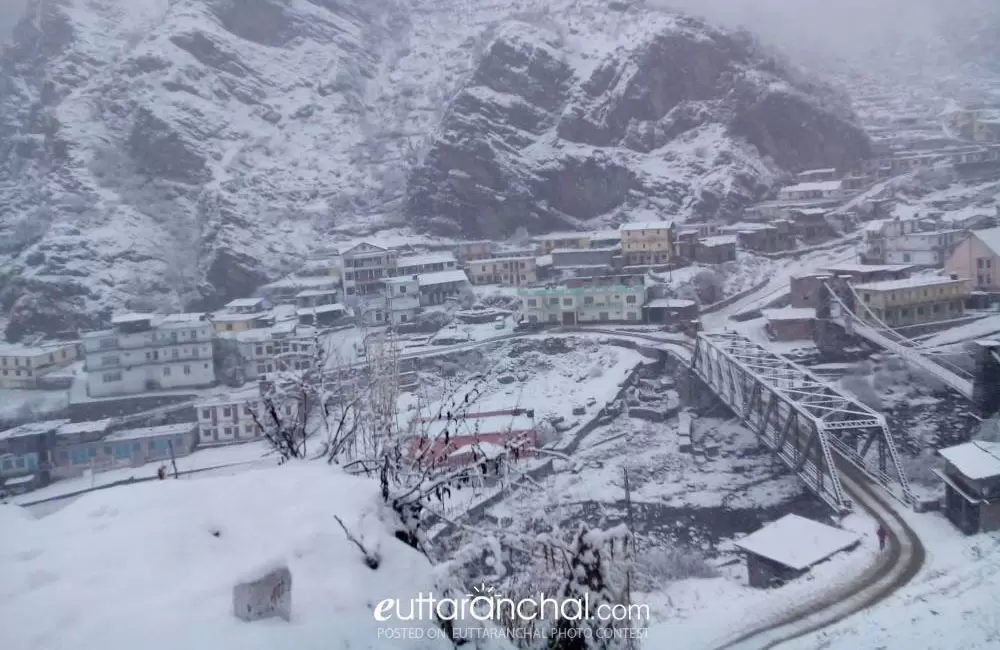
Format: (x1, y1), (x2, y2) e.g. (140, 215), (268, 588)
(691, 331), (914, 512)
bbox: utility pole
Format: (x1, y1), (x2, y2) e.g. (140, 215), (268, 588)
(623, 467), (637, 650)
(167, 440), (179, 479)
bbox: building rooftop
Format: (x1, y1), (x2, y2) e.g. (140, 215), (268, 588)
(780, 180), (843, 193)
(620, 221), (673, 232)
(296, 303), (345, 315)
(196, 388), (262, 409)
(853, 275), (967, 292)
(0, 340), (77, 356)
(418, 269), (469, 287)
(939, 441), (1000, 480)
(520, 283), (643, 296)
(0, 419), (71, 441)
(396, 251), (457, 268)
(225, 298), (265, 309)
(646, 298), (697, 309)
(416, 412), (536, 441)
(261, 276), (341, 291)
(763, 306), (817, 322)
(104, 422), (197, 443)
(55, 419), (114, 436)
(210, 311), (268, 322)
(534, 231), (590, 241)
(820, 263), (917, 275)
(295, 289), (339, 298)
(472, 255), (536, 264)
(550, 246), (620, 254)
(973, 227), (1000, 257)
(160, 313), (208, 324)
(733, 514), (860, 571)
(700, 235), (738, 247)
(234, 328), (273, 343)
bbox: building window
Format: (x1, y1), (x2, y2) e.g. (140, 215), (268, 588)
(87, 447), (97, 459)
(584, 296), (594, 305)
(562, 298), (572, 306)
(163, 366), (171, 376)
(626, 295), (637, 304)
(224, 427), (232, 436)
(183, 365), (191, 375)
(527, 299), (537, 307)
(102, 372), (122, 383)
(223, 407), (232, 417)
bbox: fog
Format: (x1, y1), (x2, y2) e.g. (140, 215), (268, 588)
(1, 0), (29, 44)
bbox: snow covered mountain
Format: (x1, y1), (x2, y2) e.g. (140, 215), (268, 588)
(0, 0), (870, 340)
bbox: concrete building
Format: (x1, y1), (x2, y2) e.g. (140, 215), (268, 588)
(936, 440), (1000, 535)
(878, 230), (969, 267)
(0, 340), (79, 389)
(853, 275), (970, 328)
(195, 389), (266, 446)
(417, 269), (470, 305)
(694, 236), (737, 264)
(0, 419), (68, 489)
(733, 514), (860, 588)
(534, 232), (594, 254)
(551, 246), (620, 272)
(455, 240), (493, 263)
(220, 322), (318, 381)
(777, 180), (845, 202)
(81, 313), (216, 398)
(789, 264), (916, 310)
(720, 222), (794, 254)
(519, 283), (645, 325)
(763, 307), (816, 341)
(54, 422), (197, 478)
(395, 252), (458, 277)
(342, 242), (399, 296)
(620, 221), (674, 266)
(467, 256), (537, 286)
(787, 208), (837, 244)
(383, 275), (421, 326)
(945, 227), (1000, 291)
(258, 275), (341, 304)
(644, 298), (698, 326)
(296, 304), (347, 327)
(294, 289), (339, 310)
(211, 298), (274, 333)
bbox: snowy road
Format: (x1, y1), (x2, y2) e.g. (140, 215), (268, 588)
(708, 452), (926, 650)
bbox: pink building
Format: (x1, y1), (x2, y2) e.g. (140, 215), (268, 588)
(407, 409), (538, 468)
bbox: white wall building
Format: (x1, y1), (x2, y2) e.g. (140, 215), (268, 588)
(383, 276), (421, 326)
(777, 180), (845, 202)
(229, 323), (318, 380)
(81, 313), (216, 398)
(194, 389), (266, 446)
(518, 283), (646, 325)
(882, 230), (968, 267)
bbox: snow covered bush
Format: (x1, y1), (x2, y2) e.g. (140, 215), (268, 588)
(629, 546), (718, 589)
(693, 270), (724, 305)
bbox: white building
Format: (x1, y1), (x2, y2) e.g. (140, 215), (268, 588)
(879, 230), (969, 267)
(395, 252), (458, 276)
(195, 389), (266, 446)
(81, 313), (216, 398)
(383, 276), (421, 326)
(417, 269), (470, 306)
(518, 283), (646, 325)
(795, 168), (838, 183)
(229, 322), (318, 380)
(777, 180), (845, 202)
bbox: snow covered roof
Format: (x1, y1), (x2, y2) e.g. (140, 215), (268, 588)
(396, 251), (457, 268)
(55, 419), (114, 436)
(534, 231), (590, 241)
(939, 441), (1000, 480)
(110, 312), (156, 325)
(780, 180), (842, 193)
(103, 423), (196, 443)
(418, 269), (469, 286)
(295, 289), (338, 298)
(620, 221), (673, 231)
(819, 263), (916, 274)
(647, 298), (697, 309)
(225, 298), (265, 309)
(296, 303), (345, 315)
(196, 389), (262, 409)
(550, 246), (619, 254)
(235, 328), (272, 343)
(211, 311), (268, 322)
(0, 340), (76, 356)
(973, 227), (1000, 257)
(0, 419), (70, 441)
(700, 235), (738, 247)
(733, 514), (860, 571)
(160, 313), (208, 324)
(853, 275), (967, 292)
(762, 307), (817, 321)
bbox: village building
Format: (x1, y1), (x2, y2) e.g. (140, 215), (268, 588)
(719, 222), (794, 254)
(395, 251), (458, 277)
(643, 298), (698, 327)
(195, 389), (267, 446)
(211, 298), (274, 333)
(733, 514), (860, 588)
(467, 255), (538, 286)
(53, 422), (198, 478)
(879, 229), (969, 267)
(550, 246), (621, 274)
(795, 168), (839, 183)
(294, 289), (340, 310)
(777, 180), (845, 202)
(406, 409), (538, 477)
(852, 275), (970, 328)
(258, 275), (342, 304)
(788, 264), (917, 310)
(694, 236), (737, 264)
(762, 307), (816, 341)
(341, 242), (399, 296)
(0, 419), (70, 490)
(936, 440), (1000, 535)
(945, 227), (1000, 292)
(455, 240), (493, 263)
(0, 339), (79, 389)
(297, 251), (343, 282)
(519, 282), (646, 325)
(620, 221), (674, 267)
(534, 232), (594, 254)
(296, 303), (347, 328)
(81, 313), (216, 398)
(786, 208), (838, 244)
(417, 269), (470, 305)
(383, 276), (421, 326)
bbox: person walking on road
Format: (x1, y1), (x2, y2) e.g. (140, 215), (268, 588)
(877, 523), (888, 551)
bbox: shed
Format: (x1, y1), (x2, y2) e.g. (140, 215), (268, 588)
(936, 440), (1000, 535)
(645, 298), (698, 325)
(762, 307), (816, 341)
(733, 514), (860, 588)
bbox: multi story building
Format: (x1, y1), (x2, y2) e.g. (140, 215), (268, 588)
(534, 232), (594, 254)
(383, 276), (421, 326)
(877, 230), (968, 267)
(227, 322), (318, 380)
(853, 275), (970, 328)
(210, 298), (274, 333)
(945, 227), (1000, 291)
(195, 389), (266, 446)
(81, 313), (216, 398)
(417, 269), (470, 305)
(720, 222), (794, 254)
(395, 252), (458, 276)
(519, 283), (646, 325)
(467, 256), (537, 285)
(0, 340), (79, 389)
(342, 242), (399, 296)
(777, 180), (845, 202)
(455, 240), (494, 263)
(620, 221), (674, 266)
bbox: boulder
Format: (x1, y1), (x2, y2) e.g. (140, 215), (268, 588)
(233, 563), (292, 623)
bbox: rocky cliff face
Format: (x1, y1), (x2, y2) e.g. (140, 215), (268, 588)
(408, 12), (871, 238)
(0, 0), (871, 340)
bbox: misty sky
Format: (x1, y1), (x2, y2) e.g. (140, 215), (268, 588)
(0, 0), (29, 44)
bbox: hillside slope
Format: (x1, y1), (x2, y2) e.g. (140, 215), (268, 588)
(0, 0), (869, 340)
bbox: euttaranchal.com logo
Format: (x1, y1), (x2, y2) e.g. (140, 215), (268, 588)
(373, 583), (649, 641)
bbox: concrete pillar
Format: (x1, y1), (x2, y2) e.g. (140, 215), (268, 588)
(973, 340), (1000, 419)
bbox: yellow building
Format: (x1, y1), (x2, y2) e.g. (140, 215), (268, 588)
(0, 341), (79, 389)
(620, 221), (674, 266)
(853, 275), (969, 328)
(467, 256), (537, 285)
(534, 232), (592, 255)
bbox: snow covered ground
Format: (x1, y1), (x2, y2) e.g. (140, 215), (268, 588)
(790, 512), (1000, 650)
(1, 464), (513, 650)
(0, 388), (70, 421)
(920, 313), (1000, 349)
